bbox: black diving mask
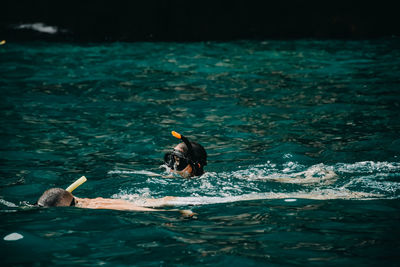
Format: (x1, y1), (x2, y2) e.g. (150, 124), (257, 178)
(164, 131), (196, 172)
(164, 150), (190, 171)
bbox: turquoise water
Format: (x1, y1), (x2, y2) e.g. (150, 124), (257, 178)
(1, 40), (400, 266)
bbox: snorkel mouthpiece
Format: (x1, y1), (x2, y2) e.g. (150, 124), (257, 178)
(66, 176), (87, 193)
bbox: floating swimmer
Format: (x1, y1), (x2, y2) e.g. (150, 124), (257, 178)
(163, 131), (207, 178)
(36, 177), (194, 216)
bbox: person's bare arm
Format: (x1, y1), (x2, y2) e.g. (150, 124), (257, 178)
(74, 197), (195, 217)
(75, 197), (162, 211)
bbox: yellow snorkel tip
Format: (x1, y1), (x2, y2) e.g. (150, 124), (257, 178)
(171, 131), (182, 139)
(65, 176), (87, 193)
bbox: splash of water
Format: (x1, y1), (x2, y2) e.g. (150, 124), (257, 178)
(0, 199), (18, 208)
(111, 160), (400, 206)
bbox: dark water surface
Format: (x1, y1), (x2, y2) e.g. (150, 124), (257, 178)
(1, 40), (400, 266)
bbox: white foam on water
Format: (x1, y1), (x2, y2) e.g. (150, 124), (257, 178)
(223, 160), (400, 196)
(4, 233), (23, 241)
(335, 161), (400, 173)
(113, 188), (384, 208)
(0, 199), (18, 208)
(111, 160), (399, 206)
(15, 23), (58, 34)
(333, 162), (400, 197)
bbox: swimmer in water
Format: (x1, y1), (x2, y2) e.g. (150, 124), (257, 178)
(163, 131), (207, 178)
(37, 188), (155, 211)
(35, 187), (195, 215)
(35, 176), (191, 214)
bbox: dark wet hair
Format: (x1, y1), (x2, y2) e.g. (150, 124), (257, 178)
(178, 141), (207, 176)
(37, 188), (75, 207)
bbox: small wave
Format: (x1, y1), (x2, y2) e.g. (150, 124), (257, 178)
(0, 199), (18, 208)
(14, 23), (59, 34)
(114, 189), (384, 208)
(4, 233), (23, 241)
(335, 161), (400, 174)
(111, 160), (399, 202)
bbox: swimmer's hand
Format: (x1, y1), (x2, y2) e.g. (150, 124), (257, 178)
(178, 209), (198, 219)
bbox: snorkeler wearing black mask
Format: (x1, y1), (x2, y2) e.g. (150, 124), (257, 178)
(164, 131), (207, 177)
